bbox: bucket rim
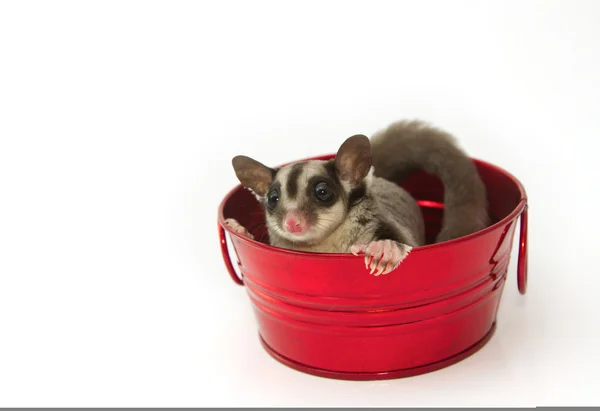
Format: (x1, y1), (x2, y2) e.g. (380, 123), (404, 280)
(218, 153), (527, 258)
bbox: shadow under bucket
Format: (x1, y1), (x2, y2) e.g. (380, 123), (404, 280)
(218, 154), (528, 380)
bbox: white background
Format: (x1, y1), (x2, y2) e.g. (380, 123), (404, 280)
(0, 0), (599, 407)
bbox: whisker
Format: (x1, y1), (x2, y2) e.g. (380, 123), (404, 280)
(317, 217), (337, 224)
(314, 222), (331, 232)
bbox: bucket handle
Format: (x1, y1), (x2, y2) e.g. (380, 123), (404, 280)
(218, 222), (244, 286)
(517, 202), (528, 295)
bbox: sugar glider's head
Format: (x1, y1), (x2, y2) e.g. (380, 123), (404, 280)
(231, 134), (373, 245)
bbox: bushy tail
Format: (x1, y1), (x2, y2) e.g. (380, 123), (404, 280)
(370, 120), (490, 242)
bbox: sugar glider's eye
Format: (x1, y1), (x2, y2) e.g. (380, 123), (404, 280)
(266, 188), (279, 210)
(314, 182), (334, 203)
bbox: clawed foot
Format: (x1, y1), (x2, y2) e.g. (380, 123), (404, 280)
(224, 218), (254, 240)
(350, 240), (412, 276)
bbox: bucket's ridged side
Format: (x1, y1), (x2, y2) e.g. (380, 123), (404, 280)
(252, 278), (506, 374)
(243, 259), (508, 328)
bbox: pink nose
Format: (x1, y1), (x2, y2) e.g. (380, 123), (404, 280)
(283, 211), (306, 234)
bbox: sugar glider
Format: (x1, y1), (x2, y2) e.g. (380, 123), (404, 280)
(225, 120), (490, 276)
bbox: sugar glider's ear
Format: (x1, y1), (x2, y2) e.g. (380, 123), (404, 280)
(335, 134), (372, 186)
(232, 155), (275, 197)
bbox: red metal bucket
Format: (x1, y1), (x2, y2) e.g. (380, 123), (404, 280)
(218, 154), (528, 380)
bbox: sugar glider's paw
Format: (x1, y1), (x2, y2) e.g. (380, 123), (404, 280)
(224, 218), (254, 240)
(350, 240), (412, 276)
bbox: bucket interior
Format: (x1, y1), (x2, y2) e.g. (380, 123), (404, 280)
(222, 159), (524, 246)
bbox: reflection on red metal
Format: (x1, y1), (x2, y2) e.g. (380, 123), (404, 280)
(218, 155), (528, 380)
(518, 204), (528, 295)
(416, 199), (445, 209)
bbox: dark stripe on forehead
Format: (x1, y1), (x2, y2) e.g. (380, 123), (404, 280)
(285, 162), (304, 199)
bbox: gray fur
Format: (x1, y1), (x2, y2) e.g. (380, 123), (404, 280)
(370, 120), (490, 242)
(231, 119), (489, 254)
